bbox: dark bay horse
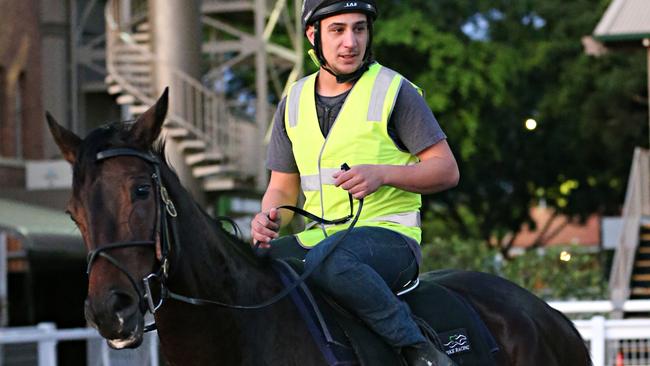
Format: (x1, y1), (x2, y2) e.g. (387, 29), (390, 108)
(47, 90), (591, 365)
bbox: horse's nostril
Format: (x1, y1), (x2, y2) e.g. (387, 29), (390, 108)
(109, 290), (137, 314)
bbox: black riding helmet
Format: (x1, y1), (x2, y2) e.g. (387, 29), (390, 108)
(301, 0), (378, 83)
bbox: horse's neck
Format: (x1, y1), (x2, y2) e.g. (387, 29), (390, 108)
(160, 171), (278, 302)
(154, 172), (325, 365)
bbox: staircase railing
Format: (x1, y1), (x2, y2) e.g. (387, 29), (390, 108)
(105, 0), (257, 178)
(609, 148), (650, 313)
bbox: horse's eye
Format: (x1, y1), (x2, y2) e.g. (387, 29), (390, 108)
(134, 184), (152, 199)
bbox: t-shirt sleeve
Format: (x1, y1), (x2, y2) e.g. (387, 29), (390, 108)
(390, 82), (447, 155)
(266, 97), (299, 173)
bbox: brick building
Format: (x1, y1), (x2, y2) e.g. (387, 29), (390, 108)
(0, 0), (44, 189)
(0, 0), (119, 208)
(0, 0), (116, 340)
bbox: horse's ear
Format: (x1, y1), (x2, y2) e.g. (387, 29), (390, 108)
(46, 112), (81, 164)
(130, 87), (168, 148)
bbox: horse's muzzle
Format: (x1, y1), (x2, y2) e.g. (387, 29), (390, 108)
(85, 290), (145, 348)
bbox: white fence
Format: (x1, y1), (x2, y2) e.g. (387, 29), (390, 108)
(1, 301), (649, 366)
(0, 323), (159, 366)
(549, 300), (650, 366)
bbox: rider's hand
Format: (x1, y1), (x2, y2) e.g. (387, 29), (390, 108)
(250, 208), (281, 248)
(333, 164), (385, 199)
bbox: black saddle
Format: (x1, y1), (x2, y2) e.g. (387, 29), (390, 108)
(272, 259), (500, 366)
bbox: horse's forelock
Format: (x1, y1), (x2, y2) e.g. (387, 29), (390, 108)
(72, 122), (154, 190)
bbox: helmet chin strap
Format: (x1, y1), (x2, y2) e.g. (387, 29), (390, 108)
(311, 20), (374, 84)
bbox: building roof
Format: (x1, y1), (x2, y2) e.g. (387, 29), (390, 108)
(594, 0), (650, 41)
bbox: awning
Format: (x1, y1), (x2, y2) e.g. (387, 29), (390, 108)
(594, 0), (650, 42)
(0, 198), (85, 263)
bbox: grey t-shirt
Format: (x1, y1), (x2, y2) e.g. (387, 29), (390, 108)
(267, 80), (446, 173)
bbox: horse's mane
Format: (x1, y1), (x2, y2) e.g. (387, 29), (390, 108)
(152, 133), (266, 268)
(76, 121), (266, 267)
(207, 212), (267, 268)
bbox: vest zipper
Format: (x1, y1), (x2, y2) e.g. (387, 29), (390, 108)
(322, 106), (331, 138)
(317, 86), (357, 238)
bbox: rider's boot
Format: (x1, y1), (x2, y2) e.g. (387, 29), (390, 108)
(402, 340), (457, 366)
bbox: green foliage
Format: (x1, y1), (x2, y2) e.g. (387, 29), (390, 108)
(372, 0), (648, 253)
(499, 246), (607, 300)
(420, 237), (607, 300)
(420, 236), (498, 274)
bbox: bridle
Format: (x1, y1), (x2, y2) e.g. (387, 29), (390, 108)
(85, 147), (362, 333)
(85, 148), (178, 319)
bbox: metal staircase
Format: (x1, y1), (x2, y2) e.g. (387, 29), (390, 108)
(104, 0), (302, 192)
(631, 223), (650, 299)
(609, 148), (650, 315)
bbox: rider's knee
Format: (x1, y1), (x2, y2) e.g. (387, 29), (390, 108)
(308, 249), (359, 289)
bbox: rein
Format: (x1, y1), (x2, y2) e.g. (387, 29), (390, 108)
(86, 148), (362, 332)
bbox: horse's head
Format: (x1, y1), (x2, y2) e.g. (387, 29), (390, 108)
(47, 90), (169, 349)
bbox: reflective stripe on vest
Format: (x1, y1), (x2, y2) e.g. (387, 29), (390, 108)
(289, 67), (401, 129)
(284, 62), (422, 247)
(301, 169), (338, 191)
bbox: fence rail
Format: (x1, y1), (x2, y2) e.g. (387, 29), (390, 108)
(548, 299), (650, 314)
(2, 301), (650, 366)
(0, 323), (159, 366)
(575, 317), (650, 366)
(550, 300), (650, 366)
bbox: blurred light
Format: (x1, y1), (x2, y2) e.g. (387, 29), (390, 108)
(560, 251), (571, 262)
(525, 118), (537, 130)
(559, 179), (579, 195)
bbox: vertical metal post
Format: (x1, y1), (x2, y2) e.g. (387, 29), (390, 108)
(255, 0), (269, 191)
(120, 0), (132, 28)
(101, 338), (111, 365)
(0, 232), (7, 328)
(149, 331), (159, 366)
(0, 232), (6, 366)
(644, 38), (650, 149)
(590, 316), (606, 366)
(37, 323), (57, 366)
(69, 0), (79, 134)
(296, 0), (304, 77)
(149, 0), (205, 204)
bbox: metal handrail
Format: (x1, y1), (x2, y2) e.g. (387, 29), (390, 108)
(105, 0), (257, 177)
(548, 299), (650, 314)
(609, 148), (650, 311)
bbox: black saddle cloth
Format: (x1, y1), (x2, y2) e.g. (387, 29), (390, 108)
(273, 259), (499, 366)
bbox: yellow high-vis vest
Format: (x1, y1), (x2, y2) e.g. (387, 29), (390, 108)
(284, 62), (422, 247)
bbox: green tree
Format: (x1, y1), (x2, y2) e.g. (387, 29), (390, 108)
(373, 0), (648, 256)
(419, 235), (607, 300)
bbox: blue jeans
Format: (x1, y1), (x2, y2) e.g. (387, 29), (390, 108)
(269, 226), (425, 347)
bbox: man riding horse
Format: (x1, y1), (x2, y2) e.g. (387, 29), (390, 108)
(251, 1), (460, 365)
